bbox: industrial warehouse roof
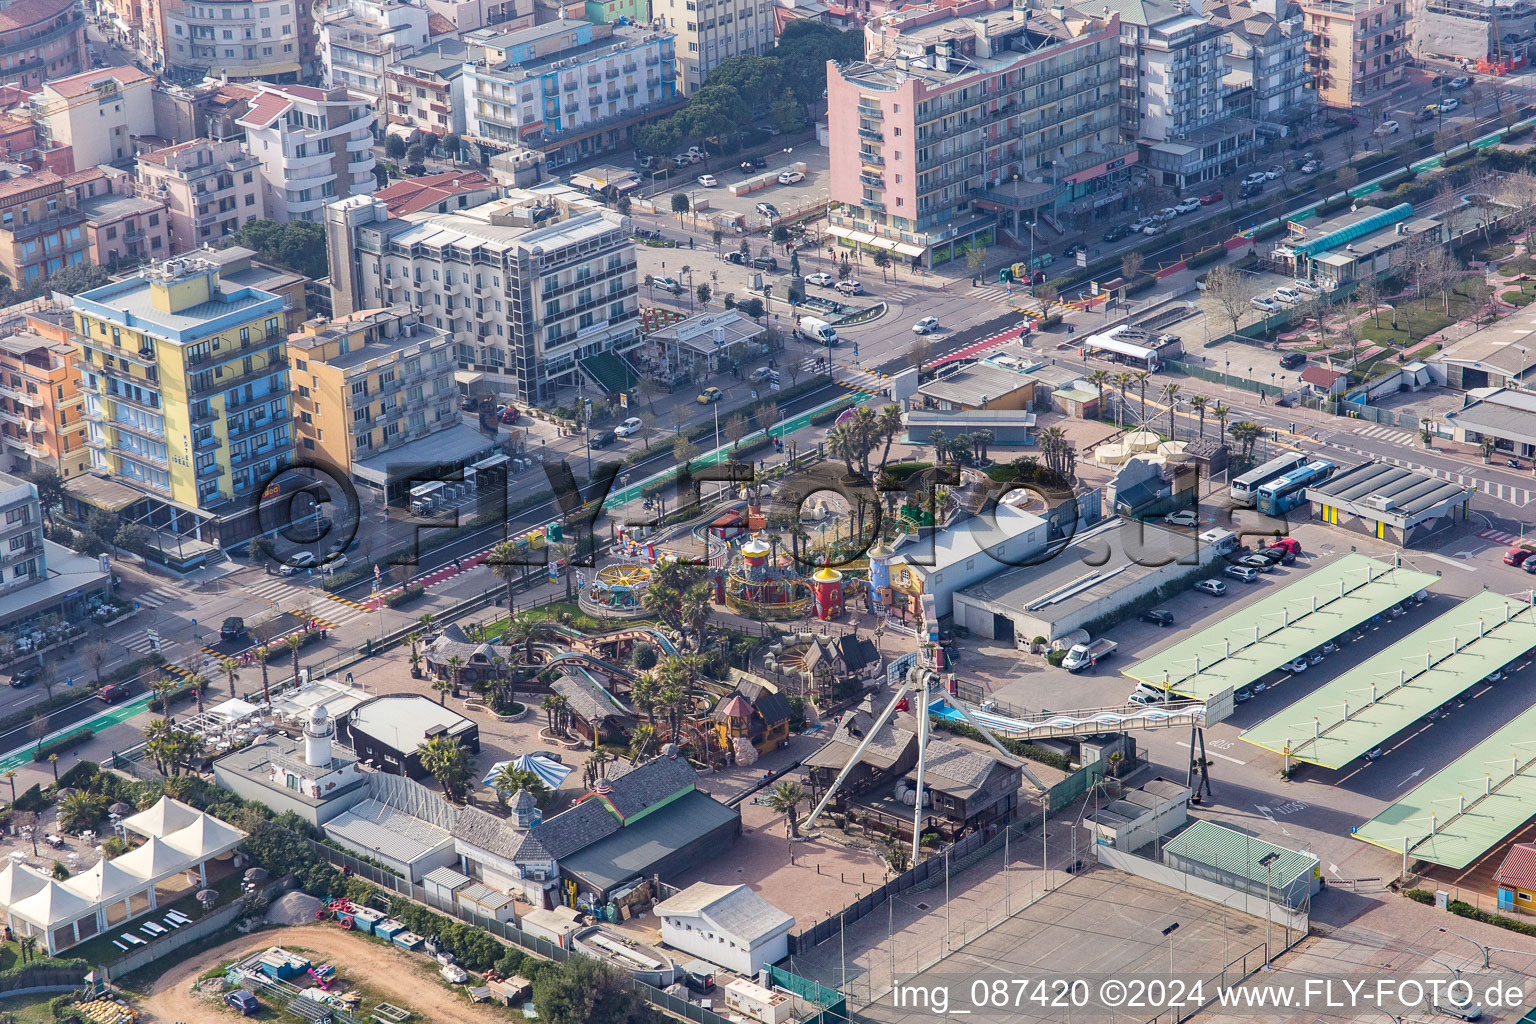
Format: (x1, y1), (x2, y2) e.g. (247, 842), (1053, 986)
(1241, 591), (1536, 768)
(1306, 462), (1473, 525)
(1162, 820), (1317, 887)
(1353, 701), (1536, 869)
(1446, 388), (1536, 446)
(1122, 554), (1438, 698)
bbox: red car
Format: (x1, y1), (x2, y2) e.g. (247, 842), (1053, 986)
(1504, 547), (1532, 566)
(1199, 193), (1223, 205)
(1271, 537), (1302, 555)
(96, 683), (129, 704)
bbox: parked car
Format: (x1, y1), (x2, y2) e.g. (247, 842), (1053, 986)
(1292, 279), (1322, 295)
(1195, 579), (1227, 596)
(1062, 244), (1088, 258)
(1280, 351), (1307, 369)
(1200, 192), (1223, 205)
(1129, 217), (1153, 232)
(1242, 171), (1267, 186)
(697, 386), (724, 404)
(589, 429), (618, 449)
(1300, 159), (1320, 174)
(1142, 223), (1165, 236)
(1373, 119), (1400, 136)
(225, 991), (260, 1016)
(1271, 537), (1303, 555)
(1241, 182), (1264, 198)
(654, 276), (684, 293)
(7, 668), (36, 689)
(280, 551), (317, 576)
(1129, 691), (1160, 706)
(1364, 746), (1385, 761)
(1450, 75), (1472, 89)
(778, 170), (805, 184)
(1103, 224), (1131, 242)
(1251, 295), (1279, 312)
(835, 279), (863, 295)
(1441, 96), (1461, 112)
(1175, 198), (1201, 213)
(1273, 286), (1303, 305)
(1155, 208), (1179, 222)
(1417, 107), (1438, 122)
(1163, 509), (1199, 527)
(1224, 565), (1261, 583)
(1283, 658), (1309, 674)
(696, 174), (718, 187)
(1234, 686), (1253, 703)
(755, 202), (780, 219)
(615, 416), (643, 437)
(1140, 609), (1176, 627)
(1510, 547), (1535, 566)
(806, 271), (834, 286)
(1240, 554), (1278, 572)
(912, 316), (940, 335)
(221, 616), (246, 641)
(96, 683), (129, 704)
(1521, 556), (1536, 575)
(751, 255), (780, 272)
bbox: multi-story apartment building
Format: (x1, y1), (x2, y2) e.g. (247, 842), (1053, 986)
(420, 0), (532, 34)
(79, 191), (169, 266)
(158, 0), (318, 83)
(461, 20), (678, 169)
(0, 0), (88, 93)
(149, 78), (258, 145)
(0, 317), (90, 480)
(827, 0), (1133, 267)
(33, 66), (155, 170)
(69, 254), (295, 551)
(0, 467), (109, 628)
(289, 305), (483, 496)
(1094, 0), (1256, 191)
(1411, 0), (1535, 62)
(584, 0), (647, 23)
(0, 171), (88, 290)
(324, 187), (639, 403)
(1208, 0), (1312, 125)
(319, 0), (430, 112)
(386, 39), (469, 139)
(1300, 0), (1405, 109)
(135, 137), (266, 253)
(237, 84), (376, 224)
(650, 0), (771, 93)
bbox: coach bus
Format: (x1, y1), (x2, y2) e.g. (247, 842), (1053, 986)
(1230, 452), (1309, 507)
(1082, 332), (1161, 371)
(1256, 460), (1336, 516)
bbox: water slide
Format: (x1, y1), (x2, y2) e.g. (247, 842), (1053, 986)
(928, 695), (1214, 741)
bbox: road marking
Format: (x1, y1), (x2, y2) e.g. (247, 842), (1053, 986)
(1178, 740), (1246, 765)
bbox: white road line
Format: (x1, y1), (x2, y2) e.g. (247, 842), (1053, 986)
(1177, 740), (1246, 765)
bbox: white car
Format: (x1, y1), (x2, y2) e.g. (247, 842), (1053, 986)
(778, 170), (805, 185)
(1264, 166), (1283, 179)
(1450, 75), (1472, 89)
(1283, 658), (1309, 674)
(1251, 295), (1279, 312)
(912, 316), (940, 335)
(1373, 119), (1400, 136)
(1292, 279), (1322, 295)
(1156, 208), (1179, 221)
(1300, 160), (1320, 174)
(1441, 96), (1460, 112)
(280, 551), (317, 577)
(1142, 223), (1164, 236)
(806, 271), (834, 286)
(836, 279), (863, 295)
(1175, 198), (1201, 213)
(696, 174), (718, 187)
(321, 553), (348, 573)
(1163, 509), (1199, 527)
(1272, 286), (1303, 305)
(615, 416), (643, 437)
(1242, 171), (1267, 186)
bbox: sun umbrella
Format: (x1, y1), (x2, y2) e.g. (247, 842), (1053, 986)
(481, 754), (573, 792)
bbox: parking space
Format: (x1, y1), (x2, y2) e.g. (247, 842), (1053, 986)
(684, 146), (831, 231)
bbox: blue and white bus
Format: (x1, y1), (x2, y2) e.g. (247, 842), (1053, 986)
(1257, 460), (1335, 516)
(1230, 452), (1309, 507)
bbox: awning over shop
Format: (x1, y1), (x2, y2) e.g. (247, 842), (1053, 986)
(471, 454), (510, 471)
(894, 242), (926, 257)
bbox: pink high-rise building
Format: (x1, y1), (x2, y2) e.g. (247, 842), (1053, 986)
(826, 0), (1133, 268)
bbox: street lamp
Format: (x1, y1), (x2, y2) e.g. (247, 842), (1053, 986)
(1161, 922), (1180, 982)
(1259, 851), (1279, 968)
(783, 146), (794, 169)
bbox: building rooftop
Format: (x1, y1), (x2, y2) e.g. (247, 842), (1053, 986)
(374, 171), (498, 216)
(958, 517), (1206, 629)
(1306, 461), (1472, 520)
(470, 24), (672, 81)
(890, 502), (1046, 580)
(0, 541), (109, 625)
(1493, 843), (1536, 892)
(559, 789), (738, 895)
(79, 193), (163, 222)
(72, 258), (286, 345)
(348, 693), (476, 754)
(654, 882), (796, 940)
(1163, 820), (1316, 886)
(350, 422), (494, 487)
(395, 39), (469, 80)
(323, 797), (454, 866)
(1446, 387), (1536, 443)
(918, 362), (1038, 407)
(40, 65), (153, 99)
(215, 734), (366, 806)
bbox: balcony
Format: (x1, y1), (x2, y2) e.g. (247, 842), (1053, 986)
(625, 84), (638, 95)
(606, 67), (619, 79)
(230, 445), (280, 470)
(857, 105), (882, 120)
(860, 172), (884, 187)
(0, 385), (40, 408)
(198, 356), (288, 397)
(195, 434), (222, 452)
(226, 415), (275, 442)
(860, 152), (884, 166)
(857, 127), (883, 142)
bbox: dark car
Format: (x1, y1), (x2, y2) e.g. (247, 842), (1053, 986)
(752, 155), (769, 168)
(751, 255), (780, 272)
(7, 668), (36, 689)
(225, 990), (260, 1016)
(220, 616), (246, 642)
(590, 429), (618, 449)
(1140, 609), (1176, 627)
(1279, 351), (1306, 369)
(459, 395), (478, 410)
(1103, 224), (1130, 243)
(1062, 244), (1088, 259)
(96, 683), (129, 704)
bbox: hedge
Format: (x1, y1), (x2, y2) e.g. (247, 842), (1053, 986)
(385, 585), (425, 608)
(1315, 195), (1352, 217)
(881, 462), (933, 484)
(1442, 148), (1476, 167)
(1186, 245), (1225, 270)
(1506, 123), (1534, 140)
(809, 398), (858, 426)
(1403, 888), (1434, 904)
(387, 897), (506, 971)
(34, 728), (92, 762)
(1447, 899), (1536, 937)
(1253, 221), (1288, 241)
(12, 782), (46, 811)
(1124, 272), (1159, 296)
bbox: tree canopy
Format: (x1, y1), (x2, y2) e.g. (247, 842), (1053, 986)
(232, 218), (328, 281)
(532, 953), (657, 1024)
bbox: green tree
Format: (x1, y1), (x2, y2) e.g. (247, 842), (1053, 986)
(696, 282), (712, 307)
(30, 263), (109, 298)
(532, 952), (658, 1024)
(488, 763), (550, 809)
(405, 142), (427, 167)
(24, 468), (63, 528)
(417, 735), (470, 801)
(769, 88), (803, 134)
(385, 134), (406, 159)
(443, 132), (462, 158)
(765, 780), (806, 838)
(232, 219), (327, 280)
(671, 192), (691, 218)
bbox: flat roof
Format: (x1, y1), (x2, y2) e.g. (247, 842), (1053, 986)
(323, 797), (452, 866)
(1162, 820), (1317, 886)
(1242, 591), (1536, 768)
(918, 363), (1037, 407)
(351, 423), (494, 486)
(957, 517), (1207, 626)
(1353, 701), (1536, 869)
(1446, 388), (1536, 445)
(1306, 461), (1472, 524)
(348, 693), (475, 752)
(1122, 554), (1439, 698)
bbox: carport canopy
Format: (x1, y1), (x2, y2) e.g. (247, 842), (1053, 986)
(1241, 591), (1536, 768)
(1353, 701), (1536, 869)
(1121, 554), (1438, 698)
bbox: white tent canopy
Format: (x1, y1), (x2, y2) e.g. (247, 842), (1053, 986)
(121, 795), (200, 841)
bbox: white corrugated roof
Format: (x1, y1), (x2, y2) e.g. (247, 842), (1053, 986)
(655, 882), (794, 942)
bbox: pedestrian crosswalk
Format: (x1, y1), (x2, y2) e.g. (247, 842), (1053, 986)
(131, 587), (180, 610)
(1353, 423), (1419, 445)
(238, 575), (312, 606)
(969, 283), (1032, 306)
(831, 364), (892, 398)
(1479, 528), (1520, 546)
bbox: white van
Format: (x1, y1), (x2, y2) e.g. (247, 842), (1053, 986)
(797, 316), (838, 346)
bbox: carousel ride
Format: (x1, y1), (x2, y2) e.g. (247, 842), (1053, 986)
(715, 539), (814, 620)
(579, 560), (655, 619)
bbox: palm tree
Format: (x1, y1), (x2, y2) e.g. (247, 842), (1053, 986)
(827, 422), (860, 478)
(219, 657), (240, 698)
(627, 723), (656, 763)
(1111, 372), (1133, 427)
(1161, 382), (1181, 438)
(488, 542), (520, 615)
(284, 634), (305, 687)
(765, 780), (806, 839)
(882, 835), (912, 875)
(540, 694), (559, 733)
(253, 645), (271, 705)
(1188, 395), (1209, 437)
(875, 404), (904, 474)
(1086, 369), (1110, 421)
(442, 654), (465, 703)
(187, 669), (209, 715)
(680, 583), (712, 650)
(489, 763), (549, 808)
(505, 615), (538, 666)
(418, 611), (437, 636)
(1211, 403), (1230, 445)
(1230, 420), (1264, 462)
(416, 735), (469, 801)
(583, 750), (613, 788)
(641, 583), (682, 630)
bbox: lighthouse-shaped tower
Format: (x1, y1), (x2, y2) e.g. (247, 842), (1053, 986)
(304, 704), (334, 767)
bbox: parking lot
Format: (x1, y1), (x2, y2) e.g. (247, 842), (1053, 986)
(671, 144), (831, 234)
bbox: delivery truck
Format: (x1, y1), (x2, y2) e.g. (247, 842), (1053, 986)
(1061, 638), (1117, 672)
(797, 316), (838, 346)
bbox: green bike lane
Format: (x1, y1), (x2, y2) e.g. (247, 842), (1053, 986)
(0, 687), (164, 774)
(603, 386), (876, 509)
